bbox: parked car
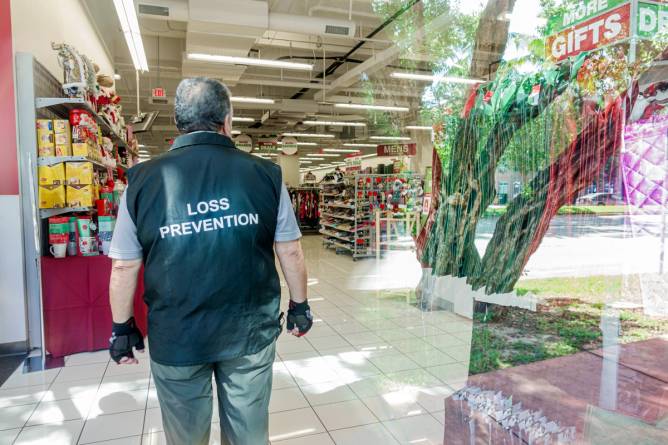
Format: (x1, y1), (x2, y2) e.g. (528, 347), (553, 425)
(575, 192), (624, 206)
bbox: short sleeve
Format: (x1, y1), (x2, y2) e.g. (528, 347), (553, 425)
(108, 189), (143, 260)
(275, 184), (302, 242)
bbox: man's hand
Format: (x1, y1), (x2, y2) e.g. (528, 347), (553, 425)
(110, 317), (145, 364)
(286, 300), (313, 337)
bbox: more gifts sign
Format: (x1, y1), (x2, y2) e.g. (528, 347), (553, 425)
(377, 143), (417, 157)
(546, 1), (631, 62)
(545, 0), (668, 62)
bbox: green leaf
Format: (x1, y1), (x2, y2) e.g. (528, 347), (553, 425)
(529, 38), (545, 58)
(570, 51), (588, 78)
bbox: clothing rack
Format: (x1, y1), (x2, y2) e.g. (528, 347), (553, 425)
(287, 186), (320, 233)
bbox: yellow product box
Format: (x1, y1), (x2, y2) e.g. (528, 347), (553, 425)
(66, 162), (94, 185)
(39, 185), (66, 209)
(72, 142), (91, 157)
(38, 163), (66, 186)
(66, 184), (95, 207)
(39, 145), (55, 157)
(53, 119), (70, 134)
(36, 119), (53, 132)
(55, 144), (72, 157)
(54, 132), (70, 146)
(37, 130), (55, 152)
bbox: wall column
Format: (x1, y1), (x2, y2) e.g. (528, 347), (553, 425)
(278, 154), (300, 186)
(0, 0), (27, 351)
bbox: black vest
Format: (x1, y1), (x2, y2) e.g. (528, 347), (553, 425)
(126, 132), (283, 366)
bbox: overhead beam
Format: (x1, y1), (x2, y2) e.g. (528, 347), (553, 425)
(314, 11), (455, 101)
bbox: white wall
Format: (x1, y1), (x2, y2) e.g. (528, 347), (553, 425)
(4, 0), (113, 346)
(0, 196), (27, 344)
(11, 0), (114, 80)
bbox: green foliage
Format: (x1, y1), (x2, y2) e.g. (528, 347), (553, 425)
(515, 275), (623, 300)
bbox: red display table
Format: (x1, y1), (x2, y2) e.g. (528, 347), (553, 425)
(41, 256), (147, 358)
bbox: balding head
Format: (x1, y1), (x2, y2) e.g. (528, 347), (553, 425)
(174, 77), (233, 134)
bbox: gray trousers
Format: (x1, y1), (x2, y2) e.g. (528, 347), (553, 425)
(151, 341), (276, 445)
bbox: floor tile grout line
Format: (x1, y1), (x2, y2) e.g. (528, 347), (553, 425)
(13, 358), (65, 439)
(75, 356), (115, 445)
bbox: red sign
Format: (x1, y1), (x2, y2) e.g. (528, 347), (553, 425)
(545, 3), (631, 62)
(0, 0), (18, 194)
(152, 87), (166, 98)
(377, 143), (417, 157)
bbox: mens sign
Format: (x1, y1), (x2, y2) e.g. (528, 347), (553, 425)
(546, 3), (630, 62)
(376, 143), (417, 157)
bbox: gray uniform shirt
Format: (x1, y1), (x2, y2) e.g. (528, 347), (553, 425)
(109, 183), (301, 260)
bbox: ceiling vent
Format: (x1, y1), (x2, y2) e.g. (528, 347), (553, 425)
(325, 25), (351, 36)
(138, 4), (170, 17)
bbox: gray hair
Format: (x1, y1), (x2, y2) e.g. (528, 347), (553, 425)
(174, 77), (232, 133)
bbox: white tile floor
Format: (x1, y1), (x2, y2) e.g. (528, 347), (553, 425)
(0, 236), (473, 445)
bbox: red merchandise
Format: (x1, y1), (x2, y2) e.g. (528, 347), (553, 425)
(41, 255), (147, 358)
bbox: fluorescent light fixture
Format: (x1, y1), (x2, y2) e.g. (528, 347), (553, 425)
(406, 125), (433, 131)
(306, 153), (339, 157)
(113, 73), (122, 80)
(323, 148), (361, 153)
(231, 96), (275, 104)
(334, 103), (409, 112)
(282, 133), (335, 138)
(303, 120), (366, 127)
(333, 162), (346, 165)
(343, 143), (377, 147)
(231, 130), (241, 135)
(370, 136), (411, 141)
(187, 53), (313, 71)
(360, 154), (377, 159)
(297, 142), (318, 146)
(299, 160), (313, 164)
(390, 72), (483, 84)
(301, 157), (325, 160)
(113, 0), (149, 72)
(232, 117), (255, 122)
(137, 144), (145, 148)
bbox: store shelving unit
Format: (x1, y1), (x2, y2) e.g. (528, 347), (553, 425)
(15, 53), (130, 370)
(354, 173), (425, 258)
(318, 178), (373, 260)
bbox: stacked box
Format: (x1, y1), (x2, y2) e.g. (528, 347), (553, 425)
(66, 184), (95, 207)
(38, 164), (66, 186)
(65, 162), (94, 185)
(54, 119), (71, 156)
(39, 185), (66, 208)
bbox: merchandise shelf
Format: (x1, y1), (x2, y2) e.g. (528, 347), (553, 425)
(320, 221), (355, 233)
(319, 230), (354, 243)
(39, 206), (95, 219)
(320, 212), (355, 221)
(35, 97), (135, 154)
(323, 239), (353, 251)
(37, 156), (111, 171)
(322, 202), (355, 210)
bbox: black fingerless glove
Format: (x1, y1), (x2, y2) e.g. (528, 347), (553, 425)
(109, 317), (145, 364)
(286, 300), (313, 337)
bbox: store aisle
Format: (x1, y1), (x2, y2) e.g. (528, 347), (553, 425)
(0, 236), (471, 445)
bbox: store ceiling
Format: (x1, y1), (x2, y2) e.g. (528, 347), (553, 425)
(82, 0), (498, 167)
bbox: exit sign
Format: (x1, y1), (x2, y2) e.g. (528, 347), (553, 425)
(152, 87), (166, 98)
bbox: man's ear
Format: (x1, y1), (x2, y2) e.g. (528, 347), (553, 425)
(222, 114), (233, 137)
